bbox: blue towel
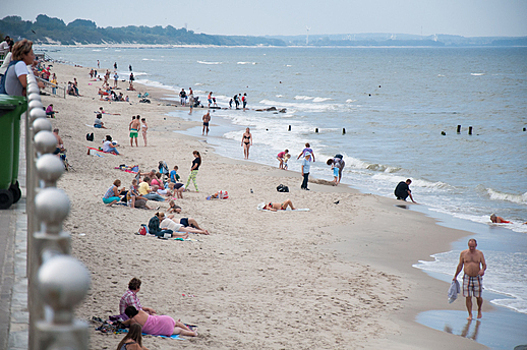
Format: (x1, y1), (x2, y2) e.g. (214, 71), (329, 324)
(142, 333), (184, 340)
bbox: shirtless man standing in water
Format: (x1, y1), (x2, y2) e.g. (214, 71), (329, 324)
(202, 112), (211, 135)
(453, 239), (487, 320)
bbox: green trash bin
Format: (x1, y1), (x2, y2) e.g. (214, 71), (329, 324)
(0, 94), (27, 209)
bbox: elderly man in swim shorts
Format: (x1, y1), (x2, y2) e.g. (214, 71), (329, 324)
(453, 238), (487, 320)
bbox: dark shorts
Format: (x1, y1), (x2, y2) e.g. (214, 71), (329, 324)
(180, 218), (189, 227)
(174, 183), (184, 189)
(203, 122), (209, 126)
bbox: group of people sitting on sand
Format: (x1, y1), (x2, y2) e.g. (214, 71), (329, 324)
(95, 69), (130, 102)
(113, 278), (197, 349)
(102, 168), (186, 208)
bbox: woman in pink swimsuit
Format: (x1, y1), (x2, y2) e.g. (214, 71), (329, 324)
(124, 306), (196, 337)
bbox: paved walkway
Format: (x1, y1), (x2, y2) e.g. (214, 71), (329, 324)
(0, 116), (29, 350)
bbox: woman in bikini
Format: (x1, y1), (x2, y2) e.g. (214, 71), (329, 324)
(141, 118), (148, 147)
(116, 324), (149, 350)
(263, 199), (295, 211)
(241, 127), (253, 159)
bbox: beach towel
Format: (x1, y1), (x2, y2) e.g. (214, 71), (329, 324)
(257, 202), (310, 211)
(448, 279), (461, 303)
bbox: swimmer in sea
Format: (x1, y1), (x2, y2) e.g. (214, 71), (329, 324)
(489, 214), (527, 224)
(490, 214), (510, 223)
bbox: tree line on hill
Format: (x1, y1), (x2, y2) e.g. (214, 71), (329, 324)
(0, 15), (286, 46)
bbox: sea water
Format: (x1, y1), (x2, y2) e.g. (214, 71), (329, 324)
(46, 46), (527, 317)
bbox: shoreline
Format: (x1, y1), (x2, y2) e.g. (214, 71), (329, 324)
(41, 61), (517, 349)
(157, 82), (527, 348)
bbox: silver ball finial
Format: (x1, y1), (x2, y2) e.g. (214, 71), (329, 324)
(28, 99), (44, 111)
(33, 118), (53, 134)
(30, 108), (46, 122)
(35, 188), (70, 233)
(26, 84), (40, 95)
(36, 154), (64, 186)
(38, 255), (91, 324)
(27, 92), (42, 102)
(34, 130), (58, 155)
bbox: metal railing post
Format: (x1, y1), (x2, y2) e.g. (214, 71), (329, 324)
(26, 72), (91, 350)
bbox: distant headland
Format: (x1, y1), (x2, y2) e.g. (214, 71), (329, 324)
(1, 15), (526, 47)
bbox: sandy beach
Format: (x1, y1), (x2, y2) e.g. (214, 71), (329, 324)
(39, 62), (489, 349)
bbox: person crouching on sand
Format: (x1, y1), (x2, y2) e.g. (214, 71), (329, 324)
(277, 149), (289, 169)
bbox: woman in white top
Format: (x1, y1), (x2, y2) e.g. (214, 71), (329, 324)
(4, 39), (43, 96)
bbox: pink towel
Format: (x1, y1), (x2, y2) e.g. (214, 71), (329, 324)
(142, 315), (176, 336)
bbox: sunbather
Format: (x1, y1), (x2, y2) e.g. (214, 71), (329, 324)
(159, 212), (208, 236)
(167, 200), (182, 213)
(148, 212), (173, 238)
(123, 306), (196, 337)
(263, 199), (295, 211)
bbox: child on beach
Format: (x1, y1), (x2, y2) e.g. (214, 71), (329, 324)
(284, 153), (291, 170)
(170, 165), (180, 183)
(168, 200), (182, 214)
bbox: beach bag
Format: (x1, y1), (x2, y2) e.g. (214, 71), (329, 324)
(276, 184), (289, 192)
(86, 132), (94, 141)
(138, 226), (147, 236)
(218, 190), (229, 199)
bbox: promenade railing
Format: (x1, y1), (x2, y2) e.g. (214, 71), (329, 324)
(34, 75), (66, 99)
(25, 72), (91, 350)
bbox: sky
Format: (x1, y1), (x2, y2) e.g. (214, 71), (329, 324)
(3, 0), (527, 37)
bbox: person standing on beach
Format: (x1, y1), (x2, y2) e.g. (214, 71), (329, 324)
(301, 153), (312, 190)
(129, 116), (141, 147)
(297, 143), (315, 162)
(185, 151), (201, 192)
(234, 94), (239, 109)
(208, 92), (213, 108)
(202, 112), (211, 135)
(241, 127), (253, 159)
(188, 88), (194, 115)
(97, 59), (100, 68)
(114, 62), (118, 70)
(113, 72), (119, 88)
(242, 93), (248, 111)
(453, 239), (487, 320)
(394, 179), (416, 203)
(141, 118), (148, 147)
(180, 88), (186, 106)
